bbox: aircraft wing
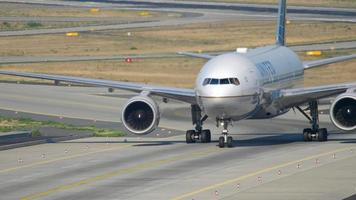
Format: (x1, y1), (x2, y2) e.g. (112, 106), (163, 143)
(276, 54), (356, 107)
(272, 82), (356, 109)
(303, 54), (356, 69)
(0, 70), (197, 104)
(178, 52), (214, 59)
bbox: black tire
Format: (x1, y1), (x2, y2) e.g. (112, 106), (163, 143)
(318, 128), (328, 142)
(186, 130), (195, 144)
(303, 128), (312, 141)
(202, 129), (211, 143)
(227, 136), (233, 148)
(201, 130), (209, 143)
(207, 132), (211, 143)
(218, 136), (225, 148)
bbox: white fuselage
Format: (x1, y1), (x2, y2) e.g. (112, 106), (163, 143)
(195, 45), (304, 121)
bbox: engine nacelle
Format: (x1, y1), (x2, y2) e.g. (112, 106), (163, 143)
(121, 95), (160, 135)
(330, 91), (356, 131)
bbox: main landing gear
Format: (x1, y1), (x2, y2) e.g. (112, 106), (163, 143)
(186, 105), (211, 143)
(217, 119), (233, 148)
(296, 100), (328, 142)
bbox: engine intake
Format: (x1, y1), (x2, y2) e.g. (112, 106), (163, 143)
(330, 93), (356, 131)
(122, 95), (160, 135)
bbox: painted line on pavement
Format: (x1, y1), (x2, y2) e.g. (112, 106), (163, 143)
(20, 146), (221, 200)
(171, 146), (356, 200)
(0, 144), (131, 174)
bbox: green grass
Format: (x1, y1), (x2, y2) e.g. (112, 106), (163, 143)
(31, 129), (42, 137)
(0, 116), (125, 137)
(0, 21), (97, 31)
(0, 21), (43, 31)
(26, 21), (42, 28)
(0, 126), (13, 132)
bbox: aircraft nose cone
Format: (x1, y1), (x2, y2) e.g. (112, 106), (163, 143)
(201, 95), (258, 120)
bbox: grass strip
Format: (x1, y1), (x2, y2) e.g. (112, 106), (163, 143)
(0, 116), (125, 137)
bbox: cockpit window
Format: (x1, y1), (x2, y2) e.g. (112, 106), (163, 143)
(202, 78), (211, 86)
(220, 78), (230, 85)
(210, 79), (219, 85)
(229, 78), (240, 85)
(202, 77), (240, 86)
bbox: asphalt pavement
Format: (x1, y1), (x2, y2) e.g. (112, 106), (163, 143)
(0, 83), (355, 200)
(0, 1), (356, 199)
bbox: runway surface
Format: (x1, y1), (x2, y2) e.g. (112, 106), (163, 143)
(0, 83), (356, 200)
(1, 1), (356, 199)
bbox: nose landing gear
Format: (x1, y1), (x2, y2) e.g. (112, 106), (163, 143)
(185, 105), (234, 148)
(217, 119), (233, 148)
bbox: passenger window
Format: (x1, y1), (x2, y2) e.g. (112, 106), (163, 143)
(229, 78), (240, 86)
(220, 78), (230, 85)
(210, 79), (219, 85)
(202, 78), (211, 86)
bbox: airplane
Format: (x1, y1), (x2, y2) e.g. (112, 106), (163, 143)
(0, 0), (355, 148)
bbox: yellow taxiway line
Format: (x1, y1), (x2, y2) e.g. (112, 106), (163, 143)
(171, 146), (356, 200)
(20, 147), (220, 200)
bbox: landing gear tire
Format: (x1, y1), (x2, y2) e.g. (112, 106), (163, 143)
(299, 101), (328, 143)
(186, 130), (195, 144)
(303, 128), (328, 142)
(227, 136), (233, 148)
(218, 136), (225, 148)
(303, 128), (312, 141)
(201, 129), (211, 143)
(317, 128), (328, 142)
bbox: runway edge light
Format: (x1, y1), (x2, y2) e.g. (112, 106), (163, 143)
(125, 58), (133, 63)
(66, 32), (80, 37)
(139, 11), (151, 17)
(90, 8), (100, 13)
(306, 51), (322, 56)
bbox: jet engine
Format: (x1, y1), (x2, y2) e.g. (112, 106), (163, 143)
(330, 91), (356, 131)
(121, 95), (160, 135)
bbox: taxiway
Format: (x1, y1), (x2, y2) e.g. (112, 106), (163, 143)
(0, 83), (355, 200)
(0, 1), (356, 199)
